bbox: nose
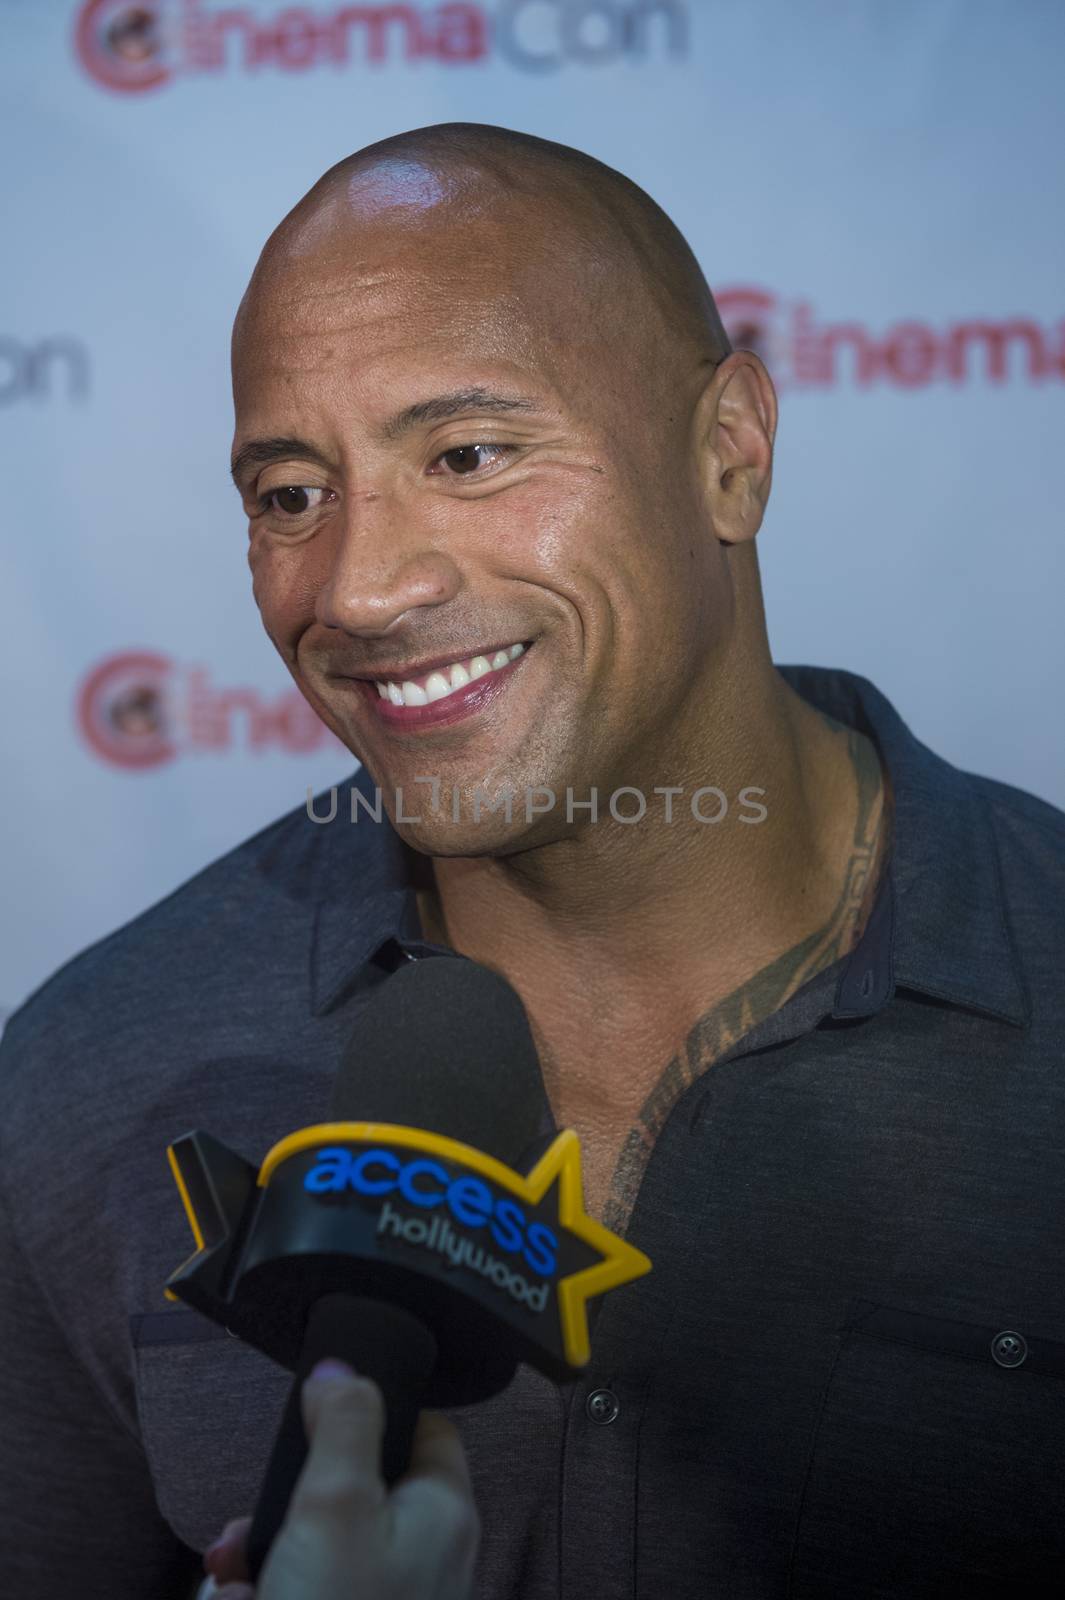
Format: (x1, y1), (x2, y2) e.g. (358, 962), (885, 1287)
(314, 492), (462, 637)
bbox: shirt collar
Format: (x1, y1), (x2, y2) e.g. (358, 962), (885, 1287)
(308, 763), (421, 1015)
(780, 665), (1029, 1028)
(309, 667), (1029, 1029)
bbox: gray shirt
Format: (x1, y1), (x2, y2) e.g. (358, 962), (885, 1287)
(2, 665), (1064, 1600)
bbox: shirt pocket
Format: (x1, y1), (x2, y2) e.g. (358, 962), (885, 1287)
(130, 1307), (293, 1554)
(787, 1298), (1065, 1600)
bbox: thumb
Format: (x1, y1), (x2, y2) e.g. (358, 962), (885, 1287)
(295, 1358), (389, 1514)
(301, 1357), (361, 1437)
(304, 1356), (359, 1392)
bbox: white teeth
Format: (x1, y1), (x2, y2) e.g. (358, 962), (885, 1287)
(373, 643), (528, 707)
(424, 671), (452, 703)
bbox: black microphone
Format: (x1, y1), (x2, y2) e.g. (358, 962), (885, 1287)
(162, 955), (652, 1583)
(246, 954), (553, 1580)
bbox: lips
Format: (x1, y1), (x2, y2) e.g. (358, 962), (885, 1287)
(372, 642), (527, 707)
(356, 642), (526, 690)
(344, 642), (534, 732)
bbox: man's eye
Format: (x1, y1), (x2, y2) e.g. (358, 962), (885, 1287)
(429, 443), (516, 477)
(254, 446), (514, 517)
(256, 486), (333, 517)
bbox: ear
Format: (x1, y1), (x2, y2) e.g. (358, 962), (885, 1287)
(692, 352), (778, 547)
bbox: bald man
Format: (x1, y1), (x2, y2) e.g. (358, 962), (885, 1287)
(2, 123), (1064, 1600)
(231, 124), (889, 1236)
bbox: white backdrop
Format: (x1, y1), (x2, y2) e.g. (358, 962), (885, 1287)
(2, 0), (1063, 1022)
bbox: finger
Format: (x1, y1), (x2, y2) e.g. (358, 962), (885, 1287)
(401, 1407), (475, 1499)
(390, 1409), (479, 1552)
(290, 1368), (389, 1524)
(197, 1579), (253, 1600)
(203, 1515), (253, 1584)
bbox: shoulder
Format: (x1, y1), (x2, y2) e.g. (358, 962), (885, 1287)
(0, 771), (375, 1101)
(967, 767), (1065, 879)
(962, 769), (1065, 1017)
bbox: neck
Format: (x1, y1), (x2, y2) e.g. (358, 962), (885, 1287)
(415, 664), (889, 1028)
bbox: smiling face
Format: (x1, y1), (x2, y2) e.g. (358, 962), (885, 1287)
(231, 153), (744, 855)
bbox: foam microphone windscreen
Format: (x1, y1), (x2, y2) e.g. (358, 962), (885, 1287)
(328, 954), (553, 1168)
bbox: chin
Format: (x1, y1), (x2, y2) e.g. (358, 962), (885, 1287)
(386, 813), (532, 860)
(385, 788), (583, 859)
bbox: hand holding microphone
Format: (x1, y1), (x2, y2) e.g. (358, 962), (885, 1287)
(203, 1356), (478, 1600)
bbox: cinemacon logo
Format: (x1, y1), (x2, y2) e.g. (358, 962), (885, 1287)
(74, 0), (689, 92)
(718, 287), (1065, 389)
(76, 650), (347, 769)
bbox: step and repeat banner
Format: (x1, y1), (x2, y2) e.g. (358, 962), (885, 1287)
(2, 0), (1062, 1021)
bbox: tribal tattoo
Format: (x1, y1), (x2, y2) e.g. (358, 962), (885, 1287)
(599, 723), (889, 1238)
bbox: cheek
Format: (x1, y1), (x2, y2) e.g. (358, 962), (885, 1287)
(490, 473), (614, 605)
(248, 540), (319, 650)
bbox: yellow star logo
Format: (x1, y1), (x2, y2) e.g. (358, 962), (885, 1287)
(166, 1122), (653, 1371)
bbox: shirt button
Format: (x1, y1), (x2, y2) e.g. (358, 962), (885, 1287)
(990, 1330), (1027, 1368)
(585, 1387), (620, 1425)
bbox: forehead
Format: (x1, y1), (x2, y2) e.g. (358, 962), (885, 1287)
(232, 188), (626, 421)
(232, 280), (554, 448)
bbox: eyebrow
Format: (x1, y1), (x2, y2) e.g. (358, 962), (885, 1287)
(229, 387), (543, 490)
